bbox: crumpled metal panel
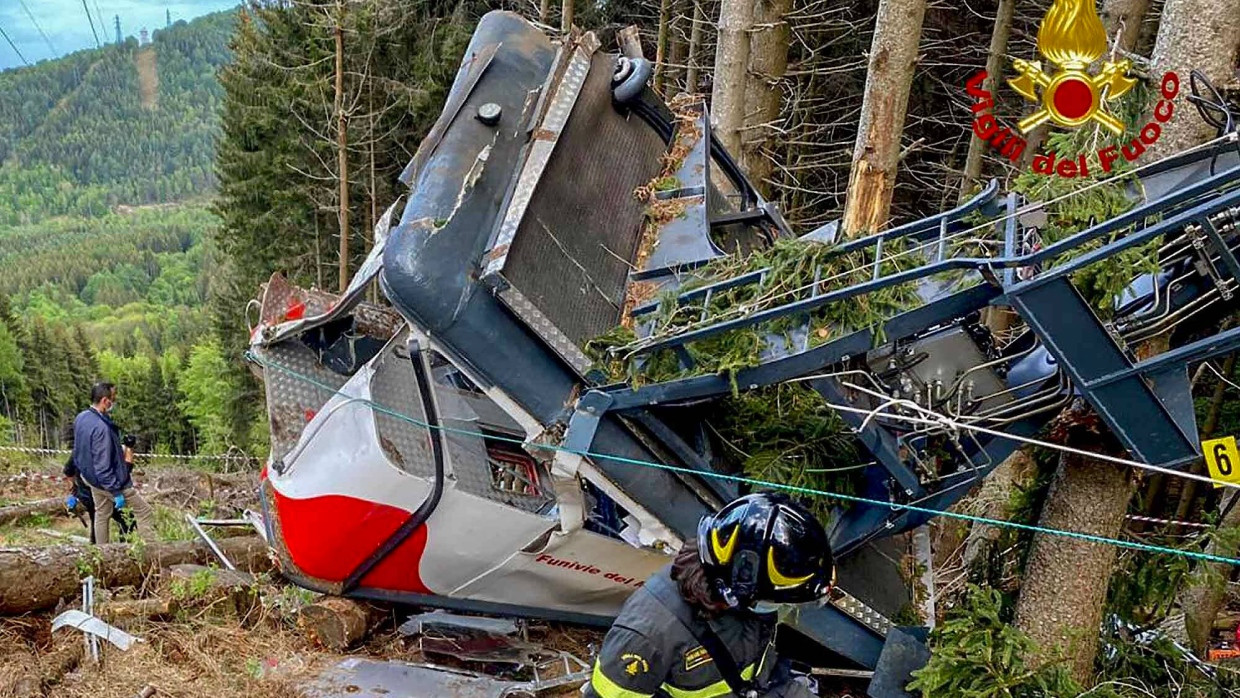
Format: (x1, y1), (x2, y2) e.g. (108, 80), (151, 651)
(306, 658), (589, 698)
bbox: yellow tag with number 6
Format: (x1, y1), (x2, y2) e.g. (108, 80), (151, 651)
(1203, 436), (1240, 488)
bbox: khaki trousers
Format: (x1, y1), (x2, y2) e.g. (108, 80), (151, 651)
(88, 485), (155, 544)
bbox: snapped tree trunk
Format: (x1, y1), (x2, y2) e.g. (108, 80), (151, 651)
(710, 0), (754, 157)
(0, 536), (272, 615)
(1145, 0), (1240, 160)
(1100, 0), (1151, 54)
(742, 0), (793, 195)
(959, 0), (1014, 203)
(300, 596), (386, 650)
(841, 0), (927, 236)
(1013, 448), (1136, 684)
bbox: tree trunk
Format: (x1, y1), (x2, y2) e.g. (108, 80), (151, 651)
(685, 0), (704, 93)
(335, 3), (350, 293)
(1175, 354), (1236, 522)
(1181, 491), (1240, 653)
(654, 0), (672, 93)
(710, 0), (754, 157)
(1145, 0), (1240, 160)
(561, 0), (574, 34)
(958, 449), (1036, 571)
(1100, 0), (1151, 54)
(0, 498), (63, 527)
(742, 0), (793, 195)
(666, 1), (686, 94)
(959, 0), (1014, 203)
(539, 0), (550, 24)
(1013, 450), (1136, 684)
(0, 537), (272, 615)
(299, 596), (385, 650)
(841, 0), (927, 236)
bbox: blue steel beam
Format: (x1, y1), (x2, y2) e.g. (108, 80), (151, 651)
(626, 167), (1240, 356)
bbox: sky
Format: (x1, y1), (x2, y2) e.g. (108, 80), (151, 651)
(0, 0), (241, 70)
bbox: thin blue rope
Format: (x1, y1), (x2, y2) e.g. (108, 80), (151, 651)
(249, 351), (1240, 567)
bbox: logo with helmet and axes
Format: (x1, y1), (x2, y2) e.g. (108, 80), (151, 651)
(964, 0), (1180, 178)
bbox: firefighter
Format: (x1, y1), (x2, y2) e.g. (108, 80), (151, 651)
(584, 492), (834, 698)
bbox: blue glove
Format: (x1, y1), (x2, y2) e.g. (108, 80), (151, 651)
(113, 493), (126, 509)
(65, 494), (78, 510)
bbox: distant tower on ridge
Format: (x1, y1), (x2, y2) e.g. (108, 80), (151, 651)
(139, 27), (149, 45)
(114, 15), (122, 44)
(166, 9), (171, 27)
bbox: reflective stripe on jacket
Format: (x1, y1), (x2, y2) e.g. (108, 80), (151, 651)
(583, 565), (777, 698)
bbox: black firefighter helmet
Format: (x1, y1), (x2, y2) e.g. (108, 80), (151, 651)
(696, 492), (835, 608)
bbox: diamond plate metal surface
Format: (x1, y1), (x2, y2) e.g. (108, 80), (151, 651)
(483, 46), (593, 278)
(370, 343), (435, 479)
(497, 285), (593, 375)
(832, 589), (892, 637)
(258, 342), (349, 462)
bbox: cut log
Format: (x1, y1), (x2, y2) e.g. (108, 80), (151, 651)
(0, 499), (64, 527)
(299, 596), (384, 650)
(97, 597), (179, 622)
(0, 536), (271, 616)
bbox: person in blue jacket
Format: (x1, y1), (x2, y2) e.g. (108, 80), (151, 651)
(61, 421), (134, 544)
(72, 382), (154, 543)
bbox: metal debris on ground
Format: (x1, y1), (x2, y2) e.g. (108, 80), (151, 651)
(305, 656), (590, 698)
(51, 609), (140, 651)
(185, 513), (236, 570)
(398, 610), (520, 637)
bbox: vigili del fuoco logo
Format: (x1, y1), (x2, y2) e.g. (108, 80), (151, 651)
(965, 0), (1180, 178)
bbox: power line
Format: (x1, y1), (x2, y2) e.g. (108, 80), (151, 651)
(92, 0), (108, 44)
(17, 0), (57, 57)
(81, 0), (101, 48)
(0, 23), (29, 66)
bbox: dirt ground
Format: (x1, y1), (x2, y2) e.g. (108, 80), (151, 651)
(0, 456), (605, 698)
(0, 457), (868, 698)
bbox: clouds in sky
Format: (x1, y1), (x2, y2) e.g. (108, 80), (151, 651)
(1, 0), (240, 70)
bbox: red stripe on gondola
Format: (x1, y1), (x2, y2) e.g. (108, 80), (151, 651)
(271, 487), (431, 593)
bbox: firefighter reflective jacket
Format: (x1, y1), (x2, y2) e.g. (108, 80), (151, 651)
(583, 565), (814, 698)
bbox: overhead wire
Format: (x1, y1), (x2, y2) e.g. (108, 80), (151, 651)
(81, 0), (101, 48)
(17, 0), (57, 57)
(247, 350), (1240, 567)
(0, 23), (29, 66)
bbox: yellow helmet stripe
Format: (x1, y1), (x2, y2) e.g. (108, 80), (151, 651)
(767, 547), (814, 588)
(710, 525), (739, 564)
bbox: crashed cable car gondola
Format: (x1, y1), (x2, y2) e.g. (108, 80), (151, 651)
(246, 10), (1240, 689)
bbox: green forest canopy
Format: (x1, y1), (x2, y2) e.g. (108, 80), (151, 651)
(0, 12), (239, 455)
